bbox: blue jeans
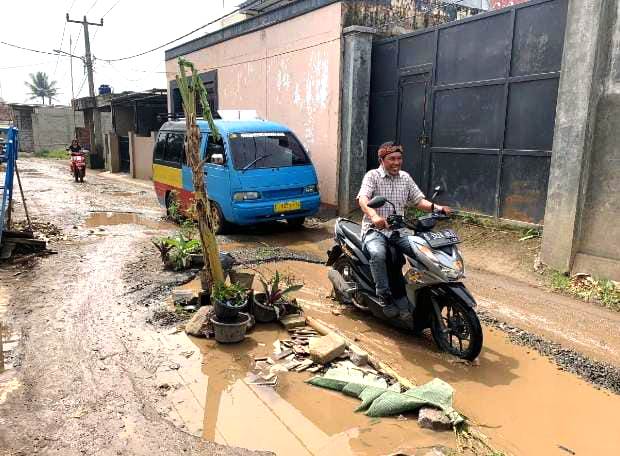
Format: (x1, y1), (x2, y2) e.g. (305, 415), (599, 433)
(363, 230), (415, 304)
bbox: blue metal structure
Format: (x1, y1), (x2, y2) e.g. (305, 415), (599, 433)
(0, 126), (19, 245)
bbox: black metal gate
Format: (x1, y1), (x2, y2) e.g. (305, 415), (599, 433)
(367, 0), (568, 224)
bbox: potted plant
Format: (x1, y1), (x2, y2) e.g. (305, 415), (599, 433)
(212, 281), (248, 320)
(253, 271), (303, 323)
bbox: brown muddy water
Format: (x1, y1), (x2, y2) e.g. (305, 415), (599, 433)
(245, 261), (620, 455)
(168, 263), (620, 454)
(153, 322), (454, 456)
(84, 212), (171, 230)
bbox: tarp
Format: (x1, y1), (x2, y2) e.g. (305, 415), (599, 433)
(307, 367), (463, 425)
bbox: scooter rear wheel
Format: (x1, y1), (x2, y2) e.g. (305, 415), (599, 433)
(431, 297), (483, 361)
(332, 257), (369, 312)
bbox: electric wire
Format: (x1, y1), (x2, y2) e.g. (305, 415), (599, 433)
(98, 0), (263, 62)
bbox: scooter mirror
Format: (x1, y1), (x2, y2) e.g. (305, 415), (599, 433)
(367, 196), (387, 209)
(431, 185), (443, 200)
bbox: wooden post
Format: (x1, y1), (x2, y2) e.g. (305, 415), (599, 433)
(0, 321), (5, 373)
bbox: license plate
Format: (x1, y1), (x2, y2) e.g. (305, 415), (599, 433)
(274, 200), (301, 213)
(420, 229), (460, 248)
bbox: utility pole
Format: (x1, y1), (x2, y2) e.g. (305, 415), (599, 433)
(66, 14), (104, 167)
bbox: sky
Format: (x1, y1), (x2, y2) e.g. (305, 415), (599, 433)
(0, 0), (241, 105)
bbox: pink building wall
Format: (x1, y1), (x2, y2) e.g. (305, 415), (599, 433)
(165, 3), (343, 206)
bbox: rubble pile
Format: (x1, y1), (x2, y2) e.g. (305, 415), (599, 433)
(245, 325), (392, 388)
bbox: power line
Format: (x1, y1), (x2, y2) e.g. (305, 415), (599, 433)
(102, 0), (122, 18)
(52, 21), (68, 77)
(0, 61), (55, 70)
(0, 40), (72, 57)
(76, 73), (88, 98)
(99, 0), (263, 62)
(86, 0), (100, 15)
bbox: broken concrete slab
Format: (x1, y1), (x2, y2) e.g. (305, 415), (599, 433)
(417, 407), (453, 431)
(184, 306), (213, 337)
(309, 333), (346, 364)
(348, 344), (368, 366)
(280, 314), (306, 330)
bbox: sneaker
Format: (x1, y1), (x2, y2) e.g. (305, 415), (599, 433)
(399, 310), (412, 321)
(382, 303), (400, 318)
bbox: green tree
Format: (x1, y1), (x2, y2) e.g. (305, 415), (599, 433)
(24, 72), (58, 105)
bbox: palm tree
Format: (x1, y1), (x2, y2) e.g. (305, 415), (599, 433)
(24, 72), (58, 105)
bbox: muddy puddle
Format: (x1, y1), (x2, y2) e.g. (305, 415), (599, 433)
(238, 261), (619, 455)
(84, 212), (171, 230)
(157, 277), (454, 455)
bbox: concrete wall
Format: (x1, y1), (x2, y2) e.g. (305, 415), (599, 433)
(165, 2), (343, 206)
(129, 132), (155, 180)
(31, 106), (85, 152)
(542, 0), (620, 280)
(10, 107), (34, 152)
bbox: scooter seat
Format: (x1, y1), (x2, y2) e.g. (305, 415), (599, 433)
(340, 220), (364, 250)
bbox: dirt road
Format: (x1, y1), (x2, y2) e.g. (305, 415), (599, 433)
(0, 159), (270, 456)
(1, 158), (619, 455)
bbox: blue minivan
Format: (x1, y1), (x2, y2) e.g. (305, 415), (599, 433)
(153, 119), (320, 233)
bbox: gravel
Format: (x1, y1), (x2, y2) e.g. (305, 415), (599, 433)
(478, 310), (620, 394)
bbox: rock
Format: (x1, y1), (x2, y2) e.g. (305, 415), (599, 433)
(348, 344), (368, 366)
(184, 306), (213, 337)
(309, 333), (346, 364)
(417, 407), (453, 431)
(279, 313), (306, 330)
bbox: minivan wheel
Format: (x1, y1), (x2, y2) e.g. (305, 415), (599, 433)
(287, 217), (305, 229)
(209, 202), (228, 235)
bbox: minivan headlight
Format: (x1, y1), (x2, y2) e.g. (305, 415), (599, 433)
(304, 184), (318, 194)
(233, 191), (260, 201)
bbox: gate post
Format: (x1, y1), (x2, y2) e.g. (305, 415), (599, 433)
(338, 26), (375, 216)
(541, 0), (617, 273)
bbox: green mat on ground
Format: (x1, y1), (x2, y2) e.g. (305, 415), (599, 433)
(307, 367), (463, 424)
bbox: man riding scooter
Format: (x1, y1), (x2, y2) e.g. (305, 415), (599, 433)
(66, 139), (87, 182)
(357, 142), (452, 320)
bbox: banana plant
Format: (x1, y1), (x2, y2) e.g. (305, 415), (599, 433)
(175, 58), (224, 290)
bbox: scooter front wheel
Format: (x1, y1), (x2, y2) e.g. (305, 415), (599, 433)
(431, 297), (483, 360)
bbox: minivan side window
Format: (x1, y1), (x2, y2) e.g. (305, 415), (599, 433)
(164, 133), (184, 165)
(206, 134), (225, 164)
(154, 132), (167, 161)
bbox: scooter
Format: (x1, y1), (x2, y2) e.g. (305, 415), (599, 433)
(326, 187), (483, 360)
(69, 149), (87, 183)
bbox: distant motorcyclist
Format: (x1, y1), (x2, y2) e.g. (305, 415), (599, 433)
(67, 139), (82, 153)
(357, 142), (452, 319)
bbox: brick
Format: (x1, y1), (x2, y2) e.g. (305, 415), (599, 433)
(418, 407), (453, 431)
(279, 314), (306, 330)
(348, 344), (369, 366)
(309, 334), (346, 364)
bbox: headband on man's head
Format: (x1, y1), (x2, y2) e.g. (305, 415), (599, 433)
(378, 142), (403, 160)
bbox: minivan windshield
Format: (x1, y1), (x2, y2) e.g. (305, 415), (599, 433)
(228, 132), (310, 170)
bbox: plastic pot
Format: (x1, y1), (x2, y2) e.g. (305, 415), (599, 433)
(252, 293), (284, 323)
(211, 313), (250, 343)
(213, 298), (246, 320)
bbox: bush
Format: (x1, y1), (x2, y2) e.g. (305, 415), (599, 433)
(33, 149), (68, 159)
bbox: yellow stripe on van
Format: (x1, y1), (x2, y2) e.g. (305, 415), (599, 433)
(153, 163), (182, 188)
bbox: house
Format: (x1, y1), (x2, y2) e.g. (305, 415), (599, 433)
(6, 104), (85, 153)
(165, 0), (480, 212)
(72, 89), (167, 179)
